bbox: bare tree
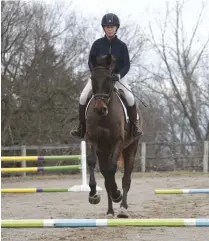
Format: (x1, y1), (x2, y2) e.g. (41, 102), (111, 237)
(141, 0), (209, 142)
(1, 1), (93, 145)
(129, 1), (209, 170)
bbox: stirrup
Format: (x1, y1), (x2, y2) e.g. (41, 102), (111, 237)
(133, 123), (143, 137)
(129, 122), (142, 137)
(71, 126), (81, 136)
(71, 124), (85, 138)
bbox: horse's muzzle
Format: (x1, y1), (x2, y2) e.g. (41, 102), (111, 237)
(94, 106), (108, 116)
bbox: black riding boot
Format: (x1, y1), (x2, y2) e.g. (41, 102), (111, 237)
(127, 104), (143, 137)
(71, 104), (86, 138)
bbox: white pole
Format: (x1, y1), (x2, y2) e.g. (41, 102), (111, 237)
(69, 141), (101, 192)
(141, 142), (146, 172)
(203, 141), (209, 173)
(21, 145), (26, 177)
(81, 141), (87, 186)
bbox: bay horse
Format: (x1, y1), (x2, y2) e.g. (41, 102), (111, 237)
(85, 54), (142, 218)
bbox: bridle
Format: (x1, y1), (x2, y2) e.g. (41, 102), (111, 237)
(91, 66), (115, 106)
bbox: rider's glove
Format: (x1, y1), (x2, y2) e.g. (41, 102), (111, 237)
(111, 73), (120, 82)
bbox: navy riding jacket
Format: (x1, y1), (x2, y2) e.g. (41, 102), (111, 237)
(88, 35), (130, 79)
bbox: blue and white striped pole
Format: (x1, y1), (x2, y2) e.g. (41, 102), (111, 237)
(2, 218), (209, 228)
(155, 189), (209, 194)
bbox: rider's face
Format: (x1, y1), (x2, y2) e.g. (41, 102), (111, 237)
(103, 25), (117, 38)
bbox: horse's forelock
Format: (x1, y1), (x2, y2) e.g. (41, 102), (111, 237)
(92, 67), (110, 79)
(91, 67), (112, 94)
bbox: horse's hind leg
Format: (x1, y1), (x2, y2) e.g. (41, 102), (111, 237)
(117, 140), (139, 218)
(87, 142), (100, 205)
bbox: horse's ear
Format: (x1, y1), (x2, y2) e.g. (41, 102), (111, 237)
(106, 54), (112, 67)
(90, 55), (98, 68)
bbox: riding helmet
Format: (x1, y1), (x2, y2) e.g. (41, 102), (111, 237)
(101, 13), (120, 28)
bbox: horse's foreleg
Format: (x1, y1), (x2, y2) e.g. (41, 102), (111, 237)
(98, 153), (114, 217)
(108, 140), (123, 203)
(87, 143), (100, 205)
(117, 141), (138, 218)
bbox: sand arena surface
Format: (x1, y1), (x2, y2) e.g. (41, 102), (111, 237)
(1, 172), (209, 241)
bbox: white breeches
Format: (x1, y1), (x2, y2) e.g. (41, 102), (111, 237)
(79, 78), (135, 106)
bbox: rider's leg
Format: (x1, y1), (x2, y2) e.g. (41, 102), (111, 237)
(71, 79), (92, 138)
(115, 78), (143, 137)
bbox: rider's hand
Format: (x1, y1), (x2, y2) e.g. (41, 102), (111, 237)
(111, 73), (120, 82)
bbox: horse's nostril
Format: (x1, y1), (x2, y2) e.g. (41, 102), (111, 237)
(102, 107), (107, 113)
(96, 106), (108, 116)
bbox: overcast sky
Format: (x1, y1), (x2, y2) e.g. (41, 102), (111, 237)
(70, 0), (208, 25)
(40, 0), (209, 42)
(31, 0), (208, 74)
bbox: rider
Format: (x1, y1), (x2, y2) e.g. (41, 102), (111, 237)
(71, 13), (142, 138)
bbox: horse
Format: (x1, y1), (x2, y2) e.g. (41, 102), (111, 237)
(85, 54), (142, 218)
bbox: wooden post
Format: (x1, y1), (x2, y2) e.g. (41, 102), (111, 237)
(141, 142), (146, 172)
(21, 145), (27, 177)
(203, 141), (209, 173)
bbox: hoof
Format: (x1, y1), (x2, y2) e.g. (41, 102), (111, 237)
(88, 192), (101, 205)
(117, 207), (129, 218)
(106, 213), (114, 219)
(112, 190), (122, 203)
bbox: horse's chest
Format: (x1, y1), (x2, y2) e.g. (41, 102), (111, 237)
(88, 117), (121, 139)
